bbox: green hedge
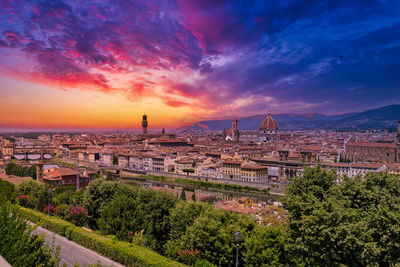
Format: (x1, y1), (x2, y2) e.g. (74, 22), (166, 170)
(18, 206), (43, 223)
(17, 206), (186, 267)
(66, 227), (185, 267)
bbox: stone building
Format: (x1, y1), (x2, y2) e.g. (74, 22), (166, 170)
(344, 142), (397, 163)
(260, 112), (279, 137)
(142, 114), (148, 135)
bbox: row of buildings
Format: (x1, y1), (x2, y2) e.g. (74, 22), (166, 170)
(1, 114), (400, 191)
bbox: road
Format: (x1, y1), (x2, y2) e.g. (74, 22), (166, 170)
(32, 226), (124, 267)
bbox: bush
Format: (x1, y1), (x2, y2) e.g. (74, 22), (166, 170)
(43, 204), (56, 216)
(0, 179), (15, 203)
(17, 206), (184, 266)
(66, 226), (185, 267)
(243, 226), (284, 266)
(66, 206), (88, 226)
(17, 194), (30, 207)
(40, 216), (75, 237)
(17, 180), (50, 210)
(18, 206), (43, 223)
(56, 204), (69, 218)
(0, 203), (59, 266)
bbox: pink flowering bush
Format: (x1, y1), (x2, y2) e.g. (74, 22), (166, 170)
(66, 206), (88, 226)
(17, 195), (30, 207)
(43, 203), (56, 216)
(177, 249), (200, 265)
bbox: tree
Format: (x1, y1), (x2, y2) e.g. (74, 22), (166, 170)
(180, 189), (186, 201)
(165, 201), (212, 258)
(16, 180), (51, 210)
(191, 191), (196, 202)
(106, 172), (113, 181)
(0, 179), (15, 203)
(282, 166), (400, 266)
(172, 208), (257, 266)
(112, 155), (119, 166)
(83, 179), (118, 227)
(0, 203), (59, 266)
(98, 195), (141, 240)
(136, 189), (178, 253)
(243, 226), (284, 266)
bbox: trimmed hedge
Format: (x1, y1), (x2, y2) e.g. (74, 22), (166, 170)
(18, 206), (43, 223)
(17, 206), (186, 267)
(66, 227), (185, 267)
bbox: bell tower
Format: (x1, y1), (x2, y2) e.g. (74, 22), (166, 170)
(232, 119), (240, 142)
(142, 114), (148, 135)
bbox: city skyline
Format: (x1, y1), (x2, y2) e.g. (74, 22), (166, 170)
(1, 0), (400, 129)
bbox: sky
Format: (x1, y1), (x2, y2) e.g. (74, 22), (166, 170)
(0, 0), (399, 130)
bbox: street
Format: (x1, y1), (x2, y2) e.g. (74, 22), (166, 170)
(32, 226), (124, 267)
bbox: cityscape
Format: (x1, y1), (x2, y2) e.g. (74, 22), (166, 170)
(1, 0), (400, 267)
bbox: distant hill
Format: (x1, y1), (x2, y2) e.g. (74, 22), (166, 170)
(186, 105), (400, 131)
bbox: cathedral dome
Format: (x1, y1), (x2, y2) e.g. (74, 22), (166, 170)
(260, 112), (279, 131)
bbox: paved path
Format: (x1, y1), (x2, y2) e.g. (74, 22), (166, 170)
(32, 226), (124, 267)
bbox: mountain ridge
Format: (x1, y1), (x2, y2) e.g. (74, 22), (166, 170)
(185, 105), (400, 131)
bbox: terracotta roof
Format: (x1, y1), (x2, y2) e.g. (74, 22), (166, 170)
(260, 112), (279, 130)
(224, 160), (243, 165)
(346, 142), (396, 149)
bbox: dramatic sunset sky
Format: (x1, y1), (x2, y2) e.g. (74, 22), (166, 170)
(0, 0), (399, 130)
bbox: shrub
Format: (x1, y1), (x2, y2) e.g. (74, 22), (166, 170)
(66, 226), (185, 266)
(40, 216), (75, 237)
(66, 206), (88, 226)
(56, 204), (69, 218)
(0, 203), (59, 266)
(17, 206), (184, 266)
(17, 194), (30, 207)
(177, 249), (201, 266)
(43, 204), (56, 216)
(0, 179), (15, 203)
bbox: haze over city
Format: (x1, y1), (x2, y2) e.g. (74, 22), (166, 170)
(1, 0), (399, 130)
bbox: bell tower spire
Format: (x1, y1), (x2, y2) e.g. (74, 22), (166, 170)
(142, 114), (148, 135)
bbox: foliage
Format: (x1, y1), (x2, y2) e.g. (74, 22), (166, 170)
(177, 249), (200, 266)
(182, 168), (195, 173)
(106, 171), (113, 181)
(52, 186), (75, 206)
(165, 201), (212, 258)
(172, 208), (257, 266)
(181, 189), (187, 201)
(65, 226), (186, 267)
(83, 179), (118, 227)
(0, 179), (15, 203)
(128, 175), (269, 193)
(5, 163), (37, 179)
(194, 259), (216, 267)
(283, 166), (400, 266)
(112, 155), (118, 166)
(98, 195), (141, 240)
(17, 206), (183, 266)
(0, 203), (59, 267)
(139, 189), (178, 252)
(174, 178), (269, 194)
(17, 180), (50, 210)
(243, 226), (284, 267)
(56, 204), (69, 218)
(17, 194), (30, 207)
(66, 206), (88, 226)
(44, 203), (56, 216)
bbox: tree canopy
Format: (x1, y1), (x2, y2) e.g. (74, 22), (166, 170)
(283, 166), (400, 266)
